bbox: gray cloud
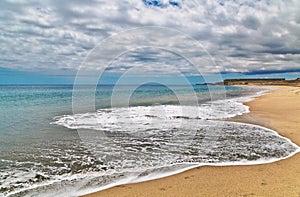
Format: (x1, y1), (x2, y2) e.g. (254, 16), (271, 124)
(0, 0), (300, 76)
(242, 15), (261, 30)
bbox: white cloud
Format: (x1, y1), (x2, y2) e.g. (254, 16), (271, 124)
(0, 0), (300, 75)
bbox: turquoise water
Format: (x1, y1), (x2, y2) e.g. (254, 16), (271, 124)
(0, 84), (247, 150)
(0, 85), (299, 196)
(0, 84), (228, 150)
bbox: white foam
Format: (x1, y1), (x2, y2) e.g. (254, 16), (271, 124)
(52, 99), (250, 131)
(77, 148), (300, 197)
(9, 142), (298, 197)
(52, 87), (275, 132)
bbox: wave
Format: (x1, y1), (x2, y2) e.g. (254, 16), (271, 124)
(51, 96), (254, 131)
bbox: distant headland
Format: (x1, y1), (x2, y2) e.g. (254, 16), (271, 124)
(196, 78), (300, 86)
(223, 78), (300, 86)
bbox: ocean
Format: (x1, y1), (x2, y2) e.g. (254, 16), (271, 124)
(0, 84), (299, 197)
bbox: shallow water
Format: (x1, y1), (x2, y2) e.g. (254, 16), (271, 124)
(0, 85), (299, 197)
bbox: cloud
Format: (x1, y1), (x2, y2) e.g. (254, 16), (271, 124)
(0, 0), (300, 77)
(242, 15), (261, 30)
(244, 68), (300, 75)
(142, 0), (181, 8)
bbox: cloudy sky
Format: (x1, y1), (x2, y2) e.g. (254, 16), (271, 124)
(1, 0), (300, 84)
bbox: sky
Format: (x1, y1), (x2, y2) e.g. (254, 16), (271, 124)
(1, 0), (300, 84)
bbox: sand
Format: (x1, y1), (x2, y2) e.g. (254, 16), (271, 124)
(84, 86), (300, 197)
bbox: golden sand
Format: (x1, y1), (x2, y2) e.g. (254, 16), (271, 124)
(84, 86), (300, 197)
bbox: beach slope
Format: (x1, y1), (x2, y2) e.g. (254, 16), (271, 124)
(84, 86), (300, 197)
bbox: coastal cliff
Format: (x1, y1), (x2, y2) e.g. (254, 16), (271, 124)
(224, 78), (300, 86)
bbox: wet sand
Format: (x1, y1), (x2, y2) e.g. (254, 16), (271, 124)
(84, 86), (300, 197)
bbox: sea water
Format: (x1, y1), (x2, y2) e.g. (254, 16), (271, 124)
(0, 85), (299, 197)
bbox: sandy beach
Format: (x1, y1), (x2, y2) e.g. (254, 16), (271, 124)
(84, 86), (300, 197)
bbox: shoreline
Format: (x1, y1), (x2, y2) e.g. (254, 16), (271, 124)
(84, 86), (300, 197)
